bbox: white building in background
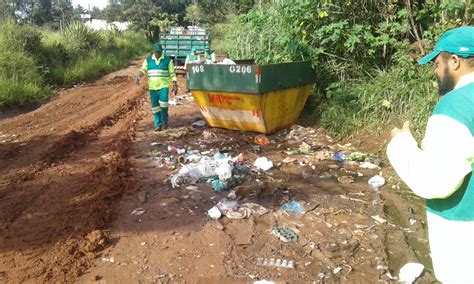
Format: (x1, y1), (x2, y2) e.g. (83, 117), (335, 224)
(80, 14), (129, 31)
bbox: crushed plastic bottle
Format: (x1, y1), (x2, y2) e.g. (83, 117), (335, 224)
(257, 258), (295, 269)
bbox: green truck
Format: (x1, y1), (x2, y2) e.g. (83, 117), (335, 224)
(160, 26), (210, 71)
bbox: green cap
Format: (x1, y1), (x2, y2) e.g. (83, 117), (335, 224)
(153, 43), (163, 52)
(418, 26), (474, 64)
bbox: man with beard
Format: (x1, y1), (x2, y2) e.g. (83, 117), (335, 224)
(387, 26), (474, 283)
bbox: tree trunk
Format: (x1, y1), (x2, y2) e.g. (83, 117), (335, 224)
(406, 0), (424, 53)
(464, 0), (471, 24)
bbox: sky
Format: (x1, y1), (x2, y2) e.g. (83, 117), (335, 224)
(72, 0), (109, 10)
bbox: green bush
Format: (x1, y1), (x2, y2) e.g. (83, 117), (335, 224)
(62, 22), (103, 55)
(0, 20), (42, 54)
(320, 52), (438, 140)
(0, 21), (150, 108)
(0, 49), (49, 107)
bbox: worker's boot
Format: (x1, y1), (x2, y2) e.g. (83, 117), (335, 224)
(162, 123), (169, 130)
(154, 125), (162, 132)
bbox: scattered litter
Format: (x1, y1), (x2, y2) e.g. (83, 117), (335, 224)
(101, 257), (115, 263)
(214, 152), (224, 159)
(399, 263), (424, 284)
(409, 219), (417, 225)
(225, 207), (252, 219)
(254, 134), (270, 145)
(155, 127), (189, 138)
(208, 206), (222, 219)
(176, 148), (186, 155)
(298, 142), (312, 154)
(347, 152), (366, 161)
(200, 129), (218, 141)
(282, 157), (296, 164)
(333, 267), (342, 274)
(271, 227), (299, 242)
(241, 202), (269, 216)
(368, 175), (385, 190)
(333, 151), (348, 162)
(170, 156), (234, 188)
(360, 162), (379, 169)
(257, 258), (295, 269)
(168, 145), (177, 153)
(212, 179), (228, 192)
(168, 99), (177, 106)
(216, 199), (239, 213)
(131, 208), (145, 216)
(254, 281), (275, 284)
(185, 185), (199, 192)
(281, 200), (304, 216)
(150, 142), (161, 146)
(371, 215), (387, 224)
(338, 175), (354, 184)
(253, 157), (273, 171)
(216, 162), (233, 180)
(192, 120), (207, 127)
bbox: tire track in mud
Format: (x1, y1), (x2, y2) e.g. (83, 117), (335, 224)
(0, 67), (148, 282)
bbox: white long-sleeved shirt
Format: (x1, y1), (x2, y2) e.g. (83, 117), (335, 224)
(387, 72), (474, 199)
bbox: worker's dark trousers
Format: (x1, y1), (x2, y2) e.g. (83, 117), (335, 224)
(149, 88), (169, 127)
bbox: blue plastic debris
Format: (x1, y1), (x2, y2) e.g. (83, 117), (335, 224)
(280, 200), (304, 216)
(333, 151), (348, 162)
(212, 179), (228, 192)
(214, 152), (225, 159)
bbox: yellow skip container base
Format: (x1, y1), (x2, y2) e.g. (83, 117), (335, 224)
(191, 84), (313, 134)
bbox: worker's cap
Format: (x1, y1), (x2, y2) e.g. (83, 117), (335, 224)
(191, 47), (197, 52)
(153, 43), (163, 52)
(418, 26), (474, 64)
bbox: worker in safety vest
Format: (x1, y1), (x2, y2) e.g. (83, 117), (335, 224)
(135, 43), (177, 131)
(204, 46), (212, 62)
(184, 47), (199, 69)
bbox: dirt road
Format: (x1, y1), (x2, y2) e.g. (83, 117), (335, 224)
(0, 62), (435, 283)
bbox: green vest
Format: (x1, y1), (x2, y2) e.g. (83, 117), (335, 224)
(146, 55), (173, 90)
(186, 53), (199, 62)
(427, 82), (474, 221)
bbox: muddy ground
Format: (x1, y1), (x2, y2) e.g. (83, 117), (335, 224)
(0, 61), (436, 283)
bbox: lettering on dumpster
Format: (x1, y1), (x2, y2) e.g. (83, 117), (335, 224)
(229, 65), (252, 74)
(208, 93), (243, 107)
(191, 65), (205, 73)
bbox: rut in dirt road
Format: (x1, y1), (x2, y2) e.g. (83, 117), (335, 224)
(0, 64), (147, 282)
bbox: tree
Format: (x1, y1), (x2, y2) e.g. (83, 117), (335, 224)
(103, 0), (124, 22)
(90, 6), (102, 19)
(124, 0), (177, 42)
(184, 3), (203, 26)
(0, 0), (16, 21)
(30, 0), (52, 25)
(52, 0), (73, 30)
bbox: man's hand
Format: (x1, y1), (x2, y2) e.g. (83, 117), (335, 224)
(172, 82), (178, 96)
(134, 74), (141, 85)
(391, 120), (411, 138)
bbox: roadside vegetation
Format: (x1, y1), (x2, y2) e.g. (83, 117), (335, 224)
(0, 21), (148, 108)
(208, 0), (472, 139)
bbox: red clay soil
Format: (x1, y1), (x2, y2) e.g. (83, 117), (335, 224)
(0, 64), (145, 282)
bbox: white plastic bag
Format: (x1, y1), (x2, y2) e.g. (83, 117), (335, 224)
(254, 157), (273, 171)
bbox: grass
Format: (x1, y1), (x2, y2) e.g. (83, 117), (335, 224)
(0, 21), (150, 108)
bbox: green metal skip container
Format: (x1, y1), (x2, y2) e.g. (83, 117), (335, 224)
(186, 61), (315, 134)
